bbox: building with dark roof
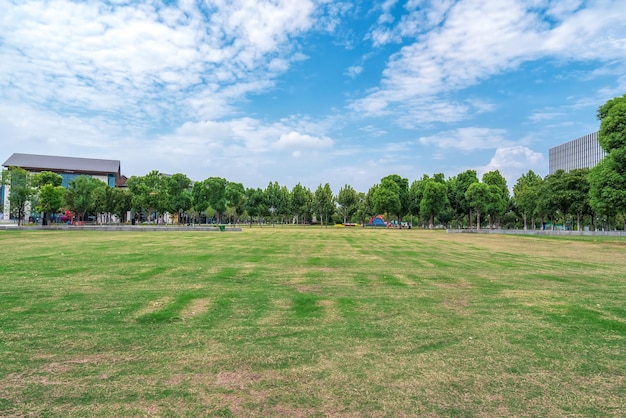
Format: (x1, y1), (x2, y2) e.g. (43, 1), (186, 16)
(548, 132), (606, 174)
(1, 153), (123, 222)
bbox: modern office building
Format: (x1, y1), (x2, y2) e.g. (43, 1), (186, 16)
(548, 131), (606, 174)
(1, 153), (122, 222)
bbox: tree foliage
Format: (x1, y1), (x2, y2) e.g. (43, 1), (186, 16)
(448, 170), (478, 228)
(590, 94), (626, 228)
(336, 184), (358, 224)
(513, 170), (542, 230)
(313, 183), (334, 226)
(291, 183), (312, 225)
(2, 167), (35, 226)
(65, 175), (107, 223)
(482, 170), (509, 229)
(465, 182), (490, 230)
(420, 179), (449, 229)
(32, 171), (65, 224)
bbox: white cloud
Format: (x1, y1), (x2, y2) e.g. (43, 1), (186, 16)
(481, 146), (546, 188)
(345, 65), (363, 78)
(274, 131), (334, 150)
(419, 127), (511, 151)
(528, 112), (566, 123)
(0, 0), (319, 126)
(354, 0), (626, 120)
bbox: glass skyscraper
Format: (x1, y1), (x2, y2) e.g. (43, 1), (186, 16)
(548, 131), (606, 174)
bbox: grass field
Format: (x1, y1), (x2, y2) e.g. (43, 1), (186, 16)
(0, 228), (625, 417)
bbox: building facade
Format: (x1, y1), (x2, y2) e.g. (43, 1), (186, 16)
(1, 153), (122, 222)
(548, 131), (606, 174)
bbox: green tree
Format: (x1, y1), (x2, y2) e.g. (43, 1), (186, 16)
(2, 167), (36, 226)
(111, 187), (132, 223)
(313, 183), (334, 226)
(482, 170), (509, 229)
(291, 183), (312, 225)
(465, 182), (490, 230)
(448, 170), (479, 228)
(563, 168), (591, 231)
(244, 187), (266, 227)
(225, 181), (245, 225)
(166, 173), (192, 224)
(91, 185), (114, 224)
(336, 184), (358, 224)
(590, 94), (626, 228)
(373, 177), (400, 223)
(65, 176), (106, 223)
(194, 177), (228, 224)
(37, 184), (66, 224)
(265, 181), (286, 226)
(513, 170), (543, 230)
(381, 174), (409, 224)
(279, 185), (291, 224)
(32, 171), (63, 188)
(354, 191), (371, 226)
(589, 160), (625, 229)
(539, 170), (569, 229)
(408, 175), (428, 226)
(32, 171), (65, 225)
(420, 179), (449, 229)
(127, 171), (170, 223)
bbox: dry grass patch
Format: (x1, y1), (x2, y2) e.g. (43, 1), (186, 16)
(180, 297), (211, 319)
(132, 296), (173, 318)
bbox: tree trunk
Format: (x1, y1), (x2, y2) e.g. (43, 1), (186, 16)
(476, 210), (481, 230)
(429, 213), (434, 229)
(523, 214), (528, 230)
(469, 209), (473, 229)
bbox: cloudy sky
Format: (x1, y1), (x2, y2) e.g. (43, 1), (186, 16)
(1, 0), (625, 192)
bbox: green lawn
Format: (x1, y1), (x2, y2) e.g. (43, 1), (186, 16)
(0, 228), (624, 416)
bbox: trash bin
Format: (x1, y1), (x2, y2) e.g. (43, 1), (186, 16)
(219, 225), (225, 232)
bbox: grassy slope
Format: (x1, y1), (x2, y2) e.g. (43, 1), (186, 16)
(0, 228), (624, 416)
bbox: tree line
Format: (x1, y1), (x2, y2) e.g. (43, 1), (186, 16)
(3, 94), (625, 229)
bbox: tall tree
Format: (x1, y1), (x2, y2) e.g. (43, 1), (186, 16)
(111, 187), (132, 223)
(408, 175), (427, 224)
(420, 179), (449, 229)
(590, 94), (626, 229)
(381, 174), (409, 224)
(513, 170), (543, 230)
(336, 184), (358, 224)
(482, 170), (509, 229)
(354, 191), (371, 226)
(291, 183), (312, 225)
(32, 171), (65, 225)
(92, 185), (115, 224)
(225, 181), (245, 225)
(65, 175), (106, 223)
(373, 178), (400, 223)
(127, 171), (169, 223)
(265, 181), (285, 226)
(563, 168), (591, 231)
(166, 173), (192, 224)
(539, 170), (569, 229)
(244, 187), (266, 227)
(313, 183), (334, 226)
(448, 170), (479, 228)
(465, 182), (490, 230)
(1, 167), (36, 226)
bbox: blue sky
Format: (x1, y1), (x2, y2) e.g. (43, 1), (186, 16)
(1, 0), (625, 193)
